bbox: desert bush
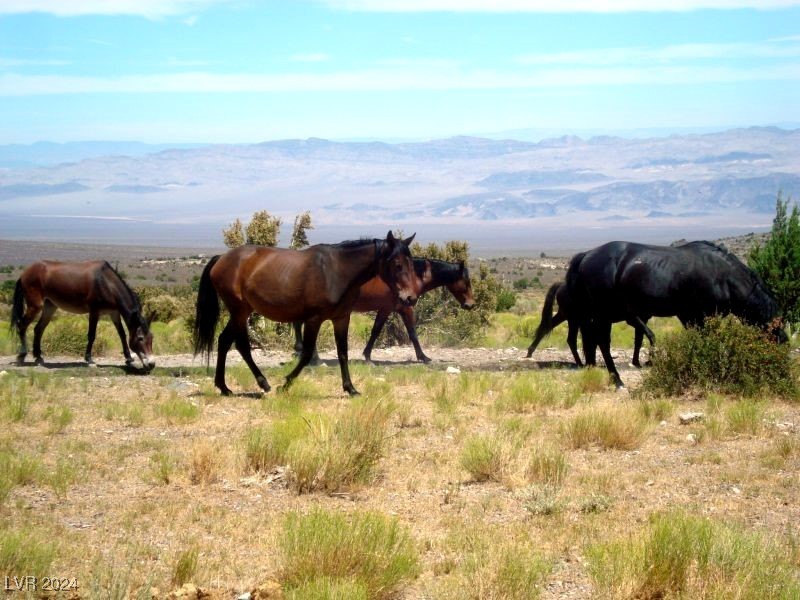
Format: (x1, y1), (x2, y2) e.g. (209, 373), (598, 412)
(524, 444), (568, 486)
(495, 372), (577, 413)
(156, 396), (200, 424)
(460, 434), (512, 482)
(172, 546), (199, 587)
(641, 315), (797, 398)
(430, 526), (551, 600)
(285, 577), (367, 600)
(189, 441), (221, 485)
(40, 315), (112, 356)
(246, 401), (393, 493)
(0, 524), (57, 580)
(563, 406), (647, 450)
(587, 510), (800, 599)
(287, 400), (392, 493)
(280, 508), (419, 600)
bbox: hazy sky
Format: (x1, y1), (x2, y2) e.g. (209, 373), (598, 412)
(1, 0), (799, 143)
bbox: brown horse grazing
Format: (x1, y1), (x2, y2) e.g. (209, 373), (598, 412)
(193, 232), (418, 396)
(10, 261), (155, 370)
(293, 258), (474, 363)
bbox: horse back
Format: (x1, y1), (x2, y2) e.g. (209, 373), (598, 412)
(20, 260), (107, 314)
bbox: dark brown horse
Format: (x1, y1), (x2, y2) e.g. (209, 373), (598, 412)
(294, 258), (474, 363)
(11, 260), (155, 370)
(193, 232), (417, 396)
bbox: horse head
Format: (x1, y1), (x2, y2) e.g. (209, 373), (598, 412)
(381, 231), (417, 307)
(447, 261), (475, 310)
(129, 311), (155, 371)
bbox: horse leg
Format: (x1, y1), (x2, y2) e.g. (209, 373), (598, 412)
(363, 310), (390, 363)
(84, 309), (99, 365)
(214, 319), (238, 396)
(332, 314), (359, 395)
(581, 321), (597, 367)
(16, 300), (43, 365)
(293, 321), (320, 365)
(31, 301), (56, 365)
(399, 306), (430, 363)
(566, 319), (583, 367)
(595, 321), (624, 388)
(111, 313), (134, 366)
(234, 325), (270, 394)
(632, 326), (643, 368)
(283, 318), (322, 391)
(527, 312), (566, 358)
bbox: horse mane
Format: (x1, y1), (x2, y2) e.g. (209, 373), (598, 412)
(332, 238), (378, 249)
(414, 258), (467, 284)
(102, 261), (147, 326)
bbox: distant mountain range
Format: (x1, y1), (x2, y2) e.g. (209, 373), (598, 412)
(0, 126), (798, 248)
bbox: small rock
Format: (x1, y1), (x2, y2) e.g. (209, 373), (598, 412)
(645, 480), (655, 486)
(0, 370), (7, 377)
(150, 587), (161, 600)
(679, 412), (705, 424)
(731, 486), (742, 495)
(446, 366), (461, 374)
(687, 433), (699, 445)
(659, 420), (668, 427)
(238, 593), (252, 600)
(167, 583), (201, 600)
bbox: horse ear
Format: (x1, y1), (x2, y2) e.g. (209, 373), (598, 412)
(459, 260), (465, 273)
(146, 311), (156, 326)
(386, 230), (396, 244)
(404, 232), (416, 246)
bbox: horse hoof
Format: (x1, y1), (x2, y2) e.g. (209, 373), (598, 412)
(418, 355), (432, 364)
(34, 357), (44, 366)
(256, 377), (271, 393)
(87, 362), (97, 369)
(15, 355), (26, 366)
(345, 386), (361, 396)
(218, 386), (233, 397)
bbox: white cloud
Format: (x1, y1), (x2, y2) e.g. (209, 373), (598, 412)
(516, 40), (800, 66)
(1, 63), (798, 95)
(0, 0), (234, 18)
(320, 0), (800, 11)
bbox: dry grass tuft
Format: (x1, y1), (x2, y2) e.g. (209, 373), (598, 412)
(563, 405), (648, 450)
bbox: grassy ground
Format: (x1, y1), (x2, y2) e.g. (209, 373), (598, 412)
(1, 351), (799, 598)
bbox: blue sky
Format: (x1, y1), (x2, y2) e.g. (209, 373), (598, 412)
(1, 0), (799, 143)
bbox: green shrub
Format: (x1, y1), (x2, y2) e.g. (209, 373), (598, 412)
(281, 508), (419, 600)
(287, 401), (392, 493)
(0, 525), (56, 580)
(40, 315), (111, 356)
(285, 577), (368, 600)
(587, 511), (800, 599)
(245, 416), (308, 473)
(641, 315), (797, 398)
(748, 193), (800, 325)
(460, 434), (510, 482)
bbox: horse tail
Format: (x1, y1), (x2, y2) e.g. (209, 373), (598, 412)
(10, 279), (25, 337)
(193, 255), (221, 359)
(565, 251), (586, 296)
(537, 283), (560, 338)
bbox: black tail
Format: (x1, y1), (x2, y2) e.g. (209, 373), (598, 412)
(10, 279), (25, 338)
(527, 282), (560, 355)
(193, 255), (221, 360)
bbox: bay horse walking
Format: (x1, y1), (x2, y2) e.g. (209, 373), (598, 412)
(10, 261), (155, 370)
(526, 280), (653, 368)
(566, 240), (786, 388)
(294, 258), (475, 363)
(193, 232), (417, 396)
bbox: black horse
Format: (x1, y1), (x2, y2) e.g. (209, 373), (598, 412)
(566, 240), (786, 387)
(525, 279), (654, 368)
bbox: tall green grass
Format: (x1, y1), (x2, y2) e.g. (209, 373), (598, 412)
(281, 508), (419, 600)
(587, 511), (800, 599)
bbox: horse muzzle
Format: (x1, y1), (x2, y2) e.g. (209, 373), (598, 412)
(138, 354), (156, 371)
(461, 301), (475, 310)
(400, 292), (418, 307)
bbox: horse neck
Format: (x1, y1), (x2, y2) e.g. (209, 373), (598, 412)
(105, 267), (142, 326)
(337, 241), (381, 287)
(421, 259), (460, 293)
